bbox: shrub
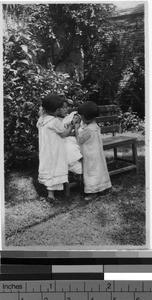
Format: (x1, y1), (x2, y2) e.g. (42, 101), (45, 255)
(4, 25), (83, 170)
(118, 107), (145, 134)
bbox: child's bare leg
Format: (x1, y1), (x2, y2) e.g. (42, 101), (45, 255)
(47, 184), (63, 203)
(48, 190), (55, 200)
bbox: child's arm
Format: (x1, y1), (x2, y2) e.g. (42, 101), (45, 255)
(49, 118), (74, 138)
(75, 123), (91, 144)
(74, 123), (80, 139)
(70, 115), (81, 137)
(59, 123), (74, 138)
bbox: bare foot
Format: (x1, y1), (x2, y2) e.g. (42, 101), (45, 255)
(84, 193), (99, 201)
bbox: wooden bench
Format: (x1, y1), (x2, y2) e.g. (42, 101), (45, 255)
(96, 105), (138, 176)
(64, 104), (138, 196)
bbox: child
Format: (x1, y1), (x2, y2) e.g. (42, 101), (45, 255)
(58, 99), (83, 174)
(74, 101), (112, 201)
(37, 93), (74, 202)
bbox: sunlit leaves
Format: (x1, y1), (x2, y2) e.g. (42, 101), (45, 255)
(20, 59), (29, 65)
(21, 44), (28, 53)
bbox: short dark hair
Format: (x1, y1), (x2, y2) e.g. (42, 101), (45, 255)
(78, 101), (99, 120)
(42, 93), (63, 113)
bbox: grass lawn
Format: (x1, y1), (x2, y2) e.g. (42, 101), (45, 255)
(4, 131), (146, 248)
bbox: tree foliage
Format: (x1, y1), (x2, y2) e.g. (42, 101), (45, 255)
(4, 20), (81, 168)
(3, 3), (145, 169)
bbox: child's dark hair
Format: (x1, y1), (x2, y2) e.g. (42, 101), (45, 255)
(42, 93), (63, 113)
(78, 101), (99, 120)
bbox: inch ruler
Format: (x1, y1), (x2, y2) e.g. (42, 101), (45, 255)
(0, 280), (152, 300)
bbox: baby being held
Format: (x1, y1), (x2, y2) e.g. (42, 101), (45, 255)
(59, 99), (83, 175)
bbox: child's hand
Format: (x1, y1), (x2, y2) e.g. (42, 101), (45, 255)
(72, 114), (81, 125)
(67, 123), (74, 129)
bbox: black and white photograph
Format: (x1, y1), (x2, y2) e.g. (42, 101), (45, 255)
(3, 1), (148, 249)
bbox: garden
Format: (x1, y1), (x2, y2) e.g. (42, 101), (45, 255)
(3, 3), (146, 248)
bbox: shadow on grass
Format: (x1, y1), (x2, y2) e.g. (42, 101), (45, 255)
(107, 155), (146, 246)
(109, 223), (146, 246)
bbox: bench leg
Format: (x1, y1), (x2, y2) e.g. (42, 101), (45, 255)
(64, 182), (70, 197)
(132, 142), (138, 169)
(113, 147), (118, 168)
(114, 147), (117, 160)
(79, 174), (83, 193)
(64, 174), (83, 197)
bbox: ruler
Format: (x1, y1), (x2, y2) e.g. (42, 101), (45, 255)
(0, 280), (152, 300)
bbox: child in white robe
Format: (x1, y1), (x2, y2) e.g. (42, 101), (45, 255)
(74, 101), (112, 201)
(37, 93), (74, 202)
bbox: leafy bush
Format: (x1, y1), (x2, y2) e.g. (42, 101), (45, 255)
(4, 25), (83, 169)
(118, 107), (145, 134)
(4, 4), (145, 170)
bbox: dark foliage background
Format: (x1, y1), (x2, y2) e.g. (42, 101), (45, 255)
(3, 4), (145, 169)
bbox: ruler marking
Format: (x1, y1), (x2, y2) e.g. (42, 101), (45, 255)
(113, 281), (115, 292)
(2, 280), (152, 298)
(84, 281), (86, 292)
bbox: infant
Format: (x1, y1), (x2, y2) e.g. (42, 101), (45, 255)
(59, 102), (82, 174)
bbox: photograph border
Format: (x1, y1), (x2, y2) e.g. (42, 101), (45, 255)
(1, 0), (151, 258)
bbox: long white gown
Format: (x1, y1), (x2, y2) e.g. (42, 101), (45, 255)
(37, 115), (68, 190)
(77, 121), (112, 193)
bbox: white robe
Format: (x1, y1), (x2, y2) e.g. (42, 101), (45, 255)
(37, 115), (68, 190)
(77, 122), (112, 193)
